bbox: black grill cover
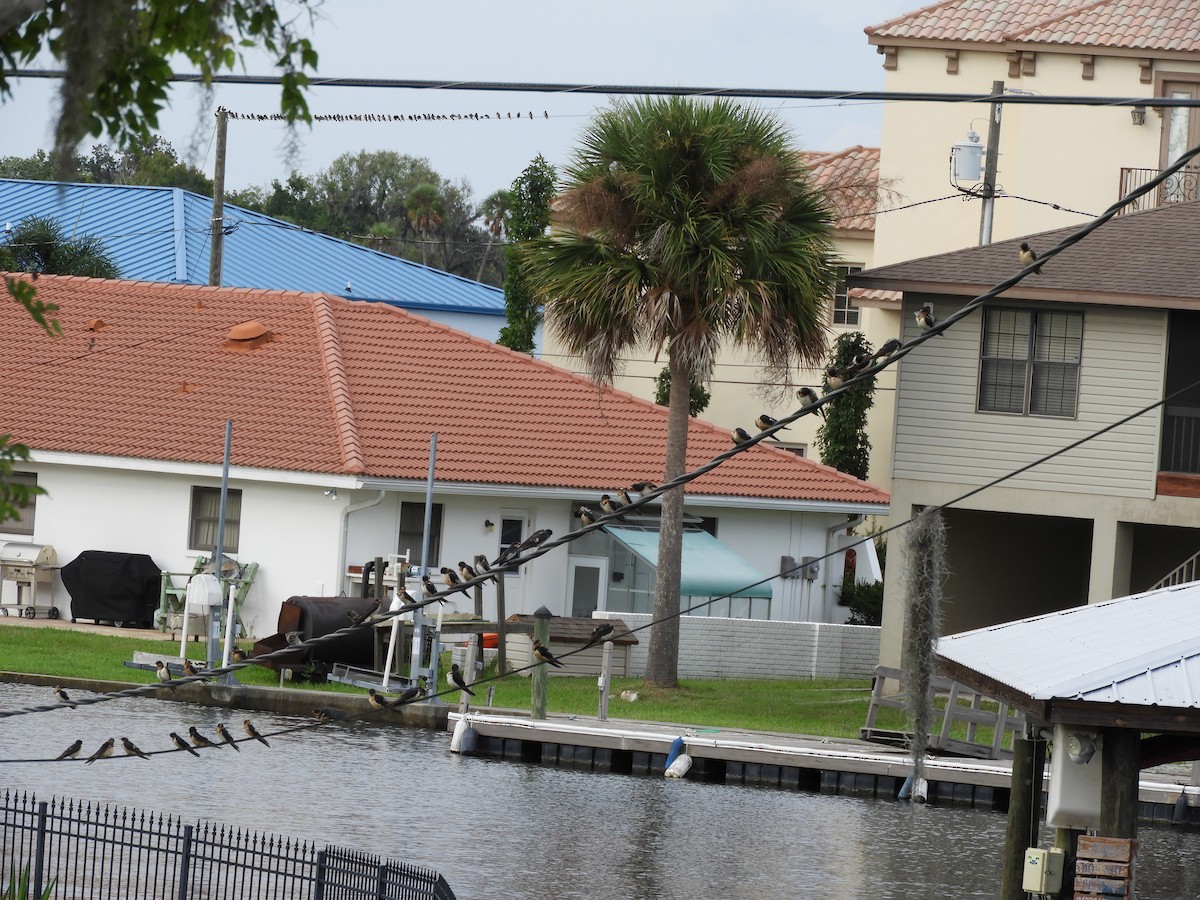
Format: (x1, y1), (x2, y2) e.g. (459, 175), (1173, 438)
(61, 550), (161, 626)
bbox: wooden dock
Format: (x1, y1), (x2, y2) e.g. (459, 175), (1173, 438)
(448, 710), (1200, 822)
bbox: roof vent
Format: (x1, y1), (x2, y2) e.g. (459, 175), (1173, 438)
(86, 318), (108, 332)
(223, 320), (275, 352)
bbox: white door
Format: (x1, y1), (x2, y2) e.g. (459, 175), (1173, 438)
(568, 556), (609, 618)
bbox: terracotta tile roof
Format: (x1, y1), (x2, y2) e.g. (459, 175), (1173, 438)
(801, 146), (881, 233)
(866, 0), (1200, 53)
(849, 199), (1200, 304)
(848, 287), (902, 305)
(0, 276), (888, 507)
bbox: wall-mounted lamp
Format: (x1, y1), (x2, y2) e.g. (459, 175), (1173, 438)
(323, 488), (338, 500)
(1063, 730), (1098, 765)
(1131, 106), (1146, 126)
(484, 519), (495, 532)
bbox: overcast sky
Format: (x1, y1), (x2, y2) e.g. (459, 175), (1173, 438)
(1, 1), (920, 201)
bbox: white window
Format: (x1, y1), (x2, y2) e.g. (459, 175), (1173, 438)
(979, 308), (1082, 417)
(832, 265), (862, 326)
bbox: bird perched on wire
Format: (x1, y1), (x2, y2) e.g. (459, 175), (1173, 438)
(395, 677), (427, 705)
(754, 414), (787, 440)
(616, 488), (634, 507)
(312, 707), (346, 722)
(599, 494), (625, 516)
(732, 427), (753, 445)
(825, 366), (846, 390)
(53, 686), (76, 709)
(420, 575), (441, 600)
(440, 566), (470, 596)
(474, 554), (497, 581)
(448, 663), (475, 696)
(577, 506), (597, 527)
(630, 481), (656, 495)
(189, 726), (221, 749)
(532, 639), (565, 668)
(170, 732), (200, 757)
(155, 661), (176, 689)
(460, 560), (493, 585)
(243, 720), (270, 747)
(515, 528), (553, 554)
(849, 352), (874, 373)
(872, 338), (902, 361)
(182, 660), (211, 683)
(230, 648), (248, 663)
(121, 737), (150, 760)
(1018, 242), (1043, 274)
(915, 304), (939, 333)
(347, 597), (381, 625)
(215, 723), (240, 751)
(84, 738), (115, 765)
(582, 622), (615, 649)
(56, 739), (83, 761)
(797, 387), (824, 419)
(368, 688), (399, 711)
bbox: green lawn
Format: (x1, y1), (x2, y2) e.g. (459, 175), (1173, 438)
(0, 623), (907, 736)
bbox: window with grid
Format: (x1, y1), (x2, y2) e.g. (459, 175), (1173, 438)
(831, 265), (862, 326)
(4, 472), (37, 536)
(398, 502), (443, 566)
(978, 308), (1082, 417)
(188, 486), (241, 553)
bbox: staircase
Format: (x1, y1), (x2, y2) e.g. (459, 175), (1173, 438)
(1150, 548), (1200, 591)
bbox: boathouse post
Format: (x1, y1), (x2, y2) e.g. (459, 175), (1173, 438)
(531, 606), (552, 720)
(1100, 727), (1140, 839)
(460, 635), (479, 714)
(1000, 734), (1046, 899)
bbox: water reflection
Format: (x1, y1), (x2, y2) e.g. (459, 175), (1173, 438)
(1, 683), (1198, 898)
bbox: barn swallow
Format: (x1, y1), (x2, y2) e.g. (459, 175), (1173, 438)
(1018, 242), (1043, 274)
(532, 639), (565, 668)
(754, 414), (788, 440)
(182, 660), (211, 683)
(189, 726), (221, 749)
(616, 488), (634, 507)
(458, 560), (480, 581)
(121, 737), (150, 760)
(850, 352), (874, 372)
(440, 567), (469, 595)
(583, 622), (615, 648)
(599, 494), (624, 516)
(243, 719), (270, 746)
(215, 723), (240, 751)
(84, 738), (115, 765)
(493, 542), (520, 567)
(449, 663), (475, 695)
(312, 707), (346, 722)
(155, 661), (176, 689)
(170, 732), (200, 756)
(395, 678), (426, 704)
(473, 554), (497, 580)
(915, 304), (939, 333)
(797, 387), (825, 419)
(56, 739), (83, 760)
(368, 688), (398, 711)
(54, 686), (76, 708)
(630, 481), (656, 494)
(732, 427), (753, 445)
(872, 338), (902, 360)
(347, 597), (381, 625)
(825, 366), (845, 390)
(230, 648), (247, 663)
(420, 575), (441, 600)
(517, 528), (553, 553)
(577, 506), (597, 527)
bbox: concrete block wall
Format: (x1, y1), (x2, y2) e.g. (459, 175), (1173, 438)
(595, 612), (880, 680)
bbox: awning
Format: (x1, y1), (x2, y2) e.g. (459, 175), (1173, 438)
(604, 526), (772, 599)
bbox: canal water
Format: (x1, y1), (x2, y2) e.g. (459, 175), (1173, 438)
(1, 682), (1198, 899)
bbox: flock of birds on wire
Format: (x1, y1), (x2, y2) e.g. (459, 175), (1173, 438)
(35, 240), (1049, 767)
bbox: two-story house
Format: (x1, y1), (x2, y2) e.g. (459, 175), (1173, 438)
(851, 199), (1200, 668)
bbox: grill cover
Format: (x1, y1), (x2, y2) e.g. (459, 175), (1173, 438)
(61, 550), (162, 625)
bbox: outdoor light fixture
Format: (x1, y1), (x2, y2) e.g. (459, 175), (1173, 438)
(1131, 106), (1146, 125)
(323, 488), (338, 500)
(1064, 731), (1098, 765)
(484, 519), (495, 532)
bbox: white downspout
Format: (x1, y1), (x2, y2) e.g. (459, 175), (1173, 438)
(823, 514), (864, 622)
(336, 490), (386, 595)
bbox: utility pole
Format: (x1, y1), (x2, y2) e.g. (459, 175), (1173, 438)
(208, 107), (228, 286)
(979, 80), (1004, 245)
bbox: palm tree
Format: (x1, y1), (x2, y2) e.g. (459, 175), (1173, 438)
(476, 188), (510, 282)
(521, 96), (837, 687)
(405, 183), (444, 266)
(1, 215), (119, 278)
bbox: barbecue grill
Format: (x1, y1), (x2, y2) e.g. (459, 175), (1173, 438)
(0, 541), (59, 618)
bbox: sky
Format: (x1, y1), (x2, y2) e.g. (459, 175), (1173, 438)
(0, 0), (920, 202)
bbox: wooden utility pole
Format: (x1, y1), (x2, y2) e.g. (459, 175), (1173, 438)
(208, 106), (228, 286)
(1001, 735), (1047, 899)
(979, 79), (1004, 246)
(530, 605), (551, 720)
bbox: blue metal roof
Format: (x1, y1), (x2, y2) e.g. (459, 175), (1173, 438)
(0, 179), (505, 315)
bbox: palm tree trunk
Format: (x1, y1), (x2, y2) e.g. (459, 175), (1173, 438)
(476, 231), (496, 282)
(643, 350), (691, 688)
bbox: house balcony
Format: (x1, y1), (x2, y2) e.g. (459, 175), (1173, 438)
(1158, 405), (1200, 496)
(1118, 166), (1200, 215)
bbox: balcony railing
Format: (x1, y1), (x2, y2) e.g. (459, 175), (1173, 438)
(1119, 166), (1200, 215)
(1160, 406), (1200, 475)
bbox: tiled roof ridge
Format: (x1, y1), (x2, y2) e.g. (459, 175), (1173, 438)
(864, 0), (963, 37)
(1003, 0), (1109, 41)
(310, 293), (365, 475)
(352, 301), (879, 492)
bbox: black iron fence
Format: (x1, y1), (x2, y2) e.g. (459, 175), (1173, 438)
(0, 791), (455, 900)
(1160, 406), (1200, 475)
(1118, 165), (1200, 214)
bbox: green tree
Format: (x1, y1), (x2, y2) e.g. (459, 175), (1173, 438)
(499, 155), (556, 353)
(816, 332), (876, 480)
(0, 138), (212, 191)
(405, 183), (444, 267)
(521, 97), (836, 686)
(476, 189), (510, 282)
(0, 215), (120, 279)
(653, 366), (710, 417)
(0, 1), (318, 179)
